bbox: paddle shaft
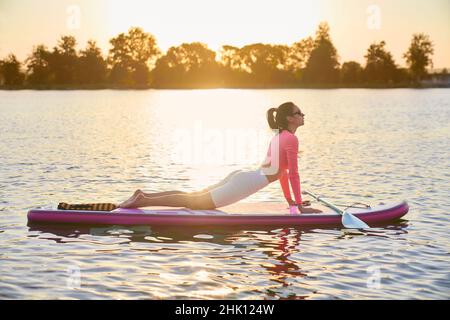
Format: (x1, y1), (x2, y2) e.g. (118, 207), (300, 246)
(302, 190), (344, 215)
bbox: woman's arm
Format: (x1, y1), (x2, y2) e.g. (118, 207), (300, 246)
(286, 136), (322, 213)
(279, 169), (294, 205)
(285, 134), (303, 205)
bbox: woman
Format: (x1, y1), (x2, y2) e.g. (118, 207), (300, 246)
(119, 102), (322, 213)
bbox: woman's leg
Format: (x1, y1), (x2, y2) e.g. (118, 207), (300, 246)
(119, 170), (240, 209)
(119, 191), (215, 210)
(141, 190), (188, 197)
(119, 190), (187, 208)
(124, 170), (239, 201)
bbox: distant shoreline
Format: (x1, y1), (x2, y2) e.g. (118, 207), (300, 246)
(3, 26), (447, 91)
(1, 83), (449, 90)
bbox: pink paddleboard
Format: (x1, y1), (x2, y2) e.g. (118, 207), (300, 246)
(27, 201), (409, 227)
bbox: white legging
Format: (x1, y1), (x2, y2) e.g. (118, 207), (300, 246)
(208, 168), (270, 207)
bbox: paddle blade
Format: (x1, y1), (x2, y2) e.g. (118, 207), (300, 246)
(342, 211), (370, 229)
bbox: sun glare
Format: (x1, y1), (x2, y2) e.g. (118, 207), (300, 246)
(106, 0), (322, 52)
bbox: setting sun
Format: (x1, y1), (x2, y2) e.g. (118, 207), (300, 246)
(105, 0), (322, 51)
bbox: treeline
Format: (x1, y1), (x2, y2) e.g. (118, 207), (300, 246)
(0, 23), (442, 89)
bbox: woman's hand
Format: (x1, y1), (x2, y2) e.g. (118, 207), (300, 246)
(297, 205), (323, 214)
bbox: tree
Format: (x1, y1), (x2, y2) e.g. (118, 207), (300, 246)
(108, 27), (160, 86)
(235, 43), (292, 86)
(0, 54), (25, 86)
(403, 33), (434, 82)
(26, 45), (53, 86)
(340, 61), (363, 84)
(152, 42), (220, 88)
(238, 44), (287, 73)
(77, 40), (107, 85)
(303, 22), (340, 84)
(108, 33), (130, 85)
(219, 39), (313, 87)
(220, 45), (242, 70)
(219, 45), (251, 86)
(51, 35), (79, 85)
(286, 37), (314, 78)
(364, 41), (398, 84)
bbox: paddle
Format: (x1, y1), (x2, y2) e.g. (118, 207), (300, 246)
(302, 190), (370, 229)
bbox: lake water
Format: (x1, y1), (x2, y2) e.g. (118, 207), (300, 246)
(0, 89), (449, 299)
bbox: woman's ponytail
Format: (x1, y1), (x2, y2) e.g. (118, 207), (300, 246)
(266, 107), (278, 130)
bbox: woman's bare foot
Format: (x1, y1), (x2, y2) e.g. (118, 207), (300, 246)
(120, 193), (146, 208)
(133, 189), (143, 198)
(118, 189), (143, 208)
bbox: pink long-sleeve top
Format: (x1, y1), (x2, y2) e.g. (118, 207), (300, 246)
(261, 130), (302, 204)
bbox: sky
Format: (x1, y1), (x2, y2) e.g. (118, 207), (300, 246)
(0, 0), (449, 68)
